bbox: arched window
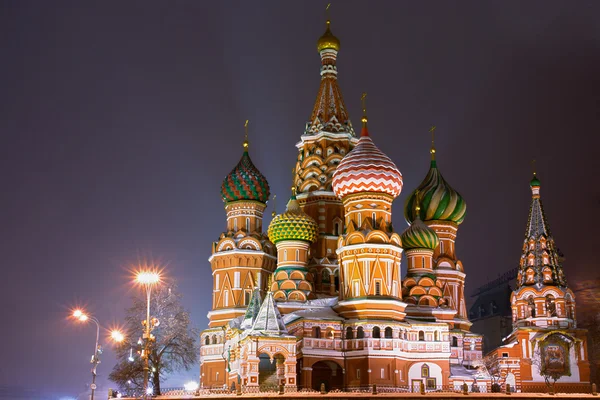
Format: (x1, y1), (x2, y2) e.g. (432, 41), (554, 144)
(327, 328), (334, 339)
(384, 327), (393, 338)
(346, 327), (354, 339)
(546, 295), (556, 317)
(434, 331), (440, 341)
(204, 336), (210, 345)
(418, 331), (425, 341)
(452, 336), (458, 347)
(246, 217), (250, 232)
(357, 326), (365, 339)
(528, 296), (536, 317)
(373, 326), (381, 338)
(212, 335), (217, 344)
(312, 326), (321, 338)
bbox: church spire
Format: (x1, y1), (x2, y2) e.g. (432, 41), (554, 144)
(305, 6), (354, 136)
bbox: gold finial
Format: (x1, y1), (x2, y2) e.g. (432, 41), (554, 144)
(531, 159), (536, 176)
(271, 194), (277, 218)
(361, 92), (368, 127)
(429, 126), (436, 160)
(243, 120), (249, 150)
(267, 273), (273, 291)
(291, 186), (297, 197)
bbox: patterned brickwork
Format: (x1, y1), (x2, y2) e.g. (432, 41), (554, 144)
(221, 150), (270, 204)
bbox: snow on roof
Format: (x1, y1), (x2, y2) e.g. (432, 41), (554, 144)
(283, 306), (344, 324)
(249, 292), (288, 335)
(450, 364), (489, 379)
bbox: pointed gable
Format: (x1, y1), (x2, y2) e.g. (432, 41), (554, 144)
(250, 292), (288, 335)
(240, 288), (262, 330)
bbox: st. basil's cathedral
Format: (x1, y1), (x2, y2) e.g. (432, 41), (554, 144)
(199, 17), (590, 392)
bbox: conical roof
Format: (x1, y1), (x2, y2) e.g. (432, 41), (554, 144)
(240, 288), (262, 330)
(250, 292), (288, 335)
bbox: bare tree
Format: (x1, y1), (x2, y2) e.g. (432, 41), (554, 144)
(531, 337), (572, 393)
(481, 354), (504, 391)
(109, 283), (198, 395)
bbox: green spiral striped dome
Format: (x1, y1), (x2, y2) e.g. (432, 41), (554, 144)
(221, 150), (270, 204)
(268, 193), (318, 244)
(401, 216), (440, 251)
(405, 160), (466, 225)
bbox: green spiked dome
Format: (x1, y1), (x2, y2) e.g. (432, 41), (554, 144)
(405, 159), (467, 225)
(268, 190), (318, 244)
(401, 212), (440, 251)
(221, 148), (270, 204)
(530, 174), (541, 187)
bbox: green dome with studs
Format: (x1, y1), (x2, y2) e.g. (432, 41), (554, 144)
(268, 192), (318, 244)
(405, 160), (467, 225)
(401, 216), (440, 251)
(221, 149), (270, 204)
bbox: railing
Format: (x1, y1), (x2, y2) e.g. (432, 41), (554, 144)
(111, 382), (598, 398)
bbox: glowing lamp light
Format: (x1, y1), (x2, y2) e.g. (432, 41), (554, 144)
(111, 330), (125, 342)
(136, 271), (160, 285)
(146, 387), (153, 395)
(184, 381), (199, 391)
(79, 314), (89, 322)
(73, 309), (83, 318)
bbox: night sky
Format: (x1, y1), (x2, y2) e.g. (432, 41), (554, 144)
(1, 1), (600, 398)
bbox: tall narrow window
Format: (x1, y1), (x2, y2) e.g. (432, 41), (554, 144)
(246, 217), (250, 232)
(244, 290), (251, 305)
(284, 249), (287, 260)
(356, 369), (361, 379)
(233, 219), (237, 231)
(296, 249), (300, 261)
(357, 327), (364, 338)
(224, 290), (229, 307)
(354, 280), (360, 297)
(234, 271), (240, 288)
(418, 331), (425, 341)
(372, 212), (376, 227)
(375, 281), (381, 296)
(380, 368), (384, 379)
(215, 274), (220, 290)
(357, 213), (362, 227)
(373, 326), (381, 338)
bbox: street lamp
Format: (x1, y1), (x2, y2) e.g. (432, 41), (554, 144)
(135, 270), (161, 398)
(71, 309), (125, 400)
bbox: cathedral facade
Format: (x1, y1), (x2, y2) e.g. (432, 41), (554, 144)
(199, 18), (487, 392)
(199, 16), (588, 393)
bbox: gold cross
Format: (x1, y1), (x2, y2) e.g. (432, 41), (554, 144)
(531, 159), (536, 176)
(326, 3), (331, 19)
(361, 92), (367, 115)
(243, 120), (249, 149)
(271, 194), (277, 218)
(429, 125), (436, 159)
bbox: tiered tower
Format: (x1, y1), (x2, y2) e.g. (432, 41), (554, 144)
(294, 18), (358, 296)
(512, 174), (574, 328)
(404, 136), (469, 331)
(267, 189), (319, 303)
(332, 98), (405, 320)
(207, 126), (276, 328)
(490, 174), (589, 389)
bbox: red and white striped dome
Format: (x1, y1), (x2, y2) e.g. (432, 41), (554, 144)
(332, 126), (403, 199)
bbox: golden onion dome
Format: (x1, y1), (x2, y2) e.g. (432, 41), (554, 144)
(317, 20), (340, 53)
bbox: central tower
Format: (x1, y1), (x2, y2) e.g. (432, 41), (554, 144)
(293, 18), (358, 296)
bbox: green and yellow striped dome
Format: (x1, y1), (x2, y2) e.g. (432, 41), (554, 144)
(268, 192), (318, 244)
(405, 160), (467, 225)
(401, 215), (440, 251)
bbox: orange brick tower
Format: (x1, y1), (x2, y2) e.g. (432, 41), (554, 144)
(293, 18), (358, 296)
(207, 125), (276, 328)
(332, 97), (406, 320)
(489, 173), (590, 390)
(404, 134), (469, 332)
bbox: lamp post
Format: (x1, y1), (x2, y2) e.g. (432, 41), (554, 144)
(136, 271), (160, 398)
(71, 309), (124, 400)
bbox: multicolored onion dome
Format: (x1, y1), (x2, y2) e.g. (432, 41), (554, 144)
(404, 160), (466, 225)
(332, 125), (403, 199)
(317, 20), (340, 52)
(268, 191), (318, 244)
(401, 213), (440, 251)
(221, 149), (270, 204)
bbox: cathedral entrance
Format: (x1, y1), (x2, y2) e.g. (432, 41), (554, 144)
(258, 353), (284, 389)
(311, 361), (343, 391)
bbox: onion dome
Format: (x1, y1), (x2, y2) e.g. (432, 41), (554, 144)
(220, 127), (270, 204)
(317, 20), (340, 52)
(405, 143), (466, 224)
(332, 102), (403, 199)
(530, 174), (541, 188)
(401, 202), (440, 251)
(268, 189), (318, 244)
